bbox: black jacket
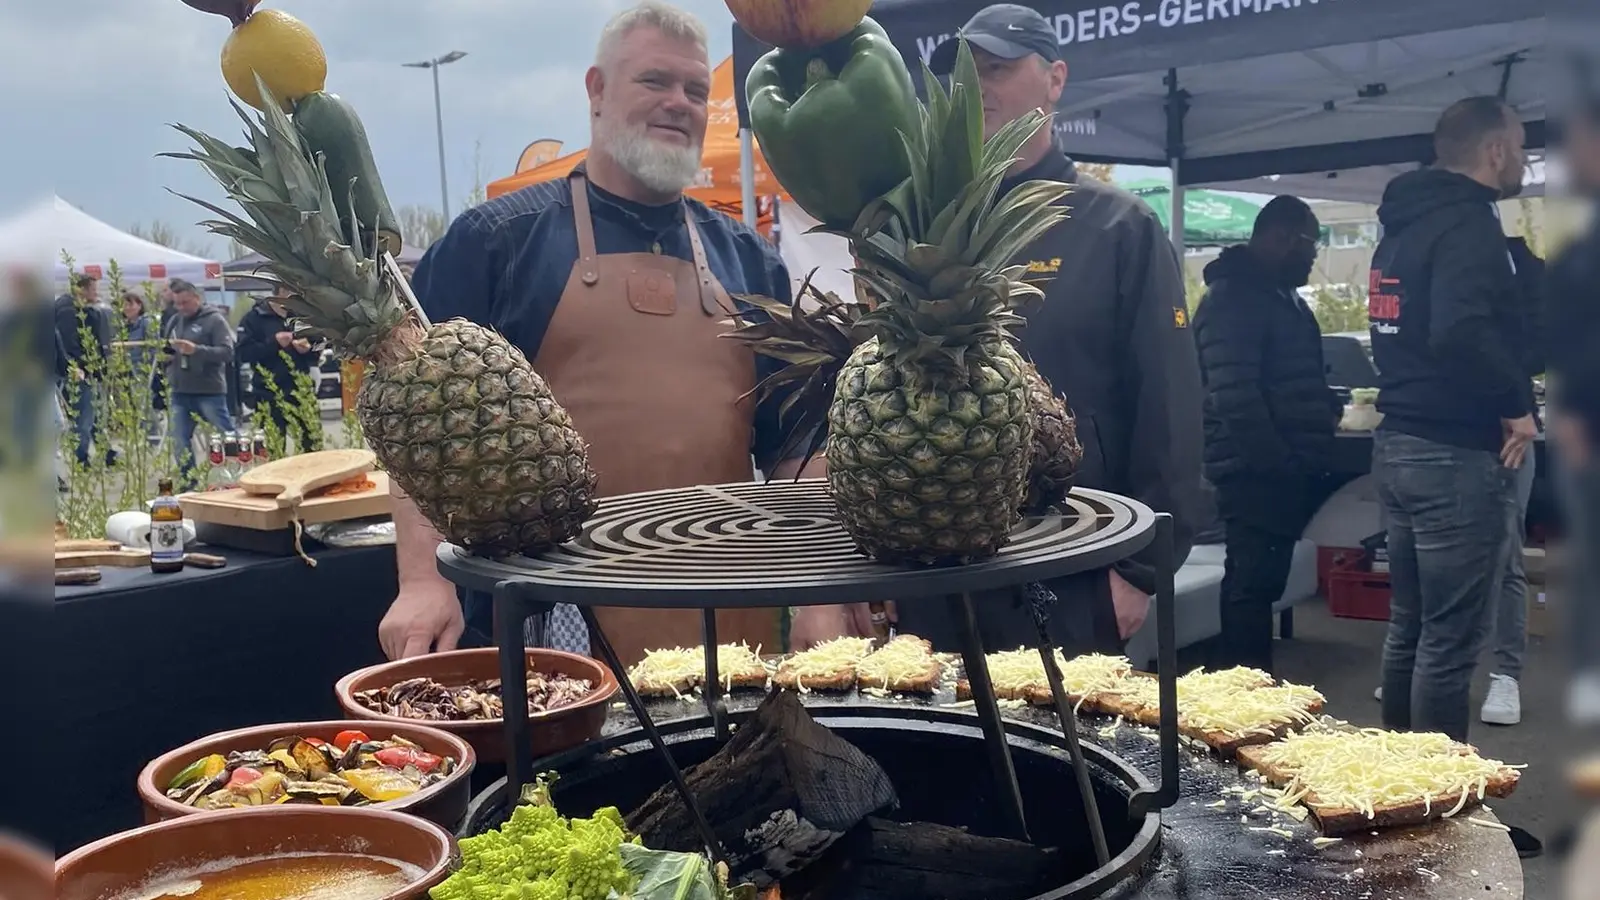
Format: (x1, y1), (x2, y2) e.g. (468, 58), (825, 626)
(53, 294), (111, 377)
(1007, 154), (1206, 593)
(1194, 246), (1341, 484)
(1369, 170), (1534, 452)
(1545, 216), (1600, 443)
(236, 298), (317, 393)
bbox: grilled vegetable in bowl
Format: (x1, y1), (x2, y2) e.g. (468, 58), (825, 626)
(352, 672), (595, 721)
(164, 733), (456, 809)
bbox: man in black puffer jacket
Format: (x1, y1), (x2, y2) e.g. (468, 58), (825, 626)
(1195, 196), (1342, 672)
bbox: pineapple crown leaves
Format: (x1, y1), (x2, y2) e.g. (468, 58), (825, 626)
(839, 38), (1073, 373)
(161, 74), (406, 359)
(725, 269), (869, 474)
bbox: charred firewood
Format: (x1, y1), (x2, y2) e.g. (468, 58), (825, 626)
(626, 689), (898, 887)
(780, 817), (1063, 900)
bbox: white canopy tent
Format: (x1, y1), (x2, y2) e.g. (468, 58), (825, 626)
(0, 195), (222, 289)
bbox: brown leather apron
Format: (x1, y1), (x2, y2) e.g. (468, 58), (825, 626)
(531, 172), (780, 667)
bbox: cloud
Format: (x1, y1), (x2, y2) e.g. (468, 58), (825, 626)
(0, 0), (740, 258)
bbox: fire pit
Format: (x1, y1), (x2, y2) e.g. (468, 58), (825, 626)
(463, 704), (1162, 900)
(437, 479), (1182, 890)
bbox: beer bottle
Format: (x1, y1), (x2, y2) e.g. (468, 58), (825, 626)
(150, 478), (185, 574)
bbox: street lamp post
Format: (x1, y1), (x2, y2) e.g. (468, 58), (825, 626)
(402, 50), (467, 219)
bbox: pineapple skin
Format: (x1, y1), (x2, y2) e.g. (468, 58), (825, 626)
(826, 337), (1033, 565)
(1022, 363), (1083, 515)
(359, 320), (599, 557)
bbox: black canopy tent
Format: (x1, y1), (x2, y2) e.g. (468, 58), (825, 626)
(731, 0), (1546, 246)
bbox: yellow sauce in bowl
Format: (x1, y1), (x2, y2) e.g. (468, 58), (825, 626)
(113, 852), (423, 900)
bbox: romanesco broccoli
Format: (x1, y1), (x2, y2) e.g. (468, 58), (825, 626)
(430, 804), (635, 900)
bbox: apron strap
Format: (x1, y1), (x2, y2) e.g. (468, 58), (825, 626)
(682, 207), (722, 316)
(569, 172), (600, 286)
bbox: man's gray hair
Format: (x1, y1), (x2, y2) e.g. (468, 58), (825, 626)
(595, 1), (708, 71)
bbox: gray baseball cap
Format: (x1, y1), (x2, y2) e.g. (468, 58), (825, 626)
(929, 4), (1061, 75)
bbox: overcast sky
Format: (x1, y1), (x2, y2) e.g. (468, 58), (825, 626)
(0, 0), (761, 257)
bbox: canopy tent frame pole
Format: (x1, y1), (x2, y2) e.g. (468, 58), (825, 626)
(1164, 69), (1190, 258)
(739, 128), (758, 230)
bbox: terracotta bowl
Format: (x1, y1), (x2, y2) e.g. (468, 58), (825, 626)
(335, 648), (618, 765)
(138, 720), (476, 829)
(0, 834), (53, 900)
(55, 806), (454, 900)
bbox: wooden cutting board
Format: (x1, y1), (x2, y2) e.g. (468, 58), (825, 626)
(180, 471), (392, 531)
(238, 449), (376, 507)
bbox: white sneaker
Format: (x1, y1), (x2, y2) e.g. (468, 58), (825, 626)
(1374, 685), (1383, 701)
(1481, 673), (1521, 726)
(1571, 671), (1600, 727)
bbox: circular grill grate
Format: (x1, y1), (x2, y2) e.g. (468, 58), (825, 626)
(438, 479), (1156, 608)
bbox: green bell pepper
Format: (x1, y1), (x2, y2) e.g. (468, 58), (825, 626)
(746, 17), (919, 230)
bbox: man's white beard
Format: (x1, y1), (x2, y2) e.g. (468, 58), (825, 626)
(595, 116), (701, 196)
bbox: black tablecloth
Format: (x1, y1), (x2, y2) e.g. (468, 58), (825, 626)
(51, 544), (397, 851)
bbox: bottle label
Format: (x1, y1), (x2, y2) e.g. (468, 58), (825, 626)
(151, 521), (185, 562)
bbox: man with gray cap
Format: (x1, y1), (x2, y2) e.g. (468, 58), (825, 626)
(827, 5), (1205, 656)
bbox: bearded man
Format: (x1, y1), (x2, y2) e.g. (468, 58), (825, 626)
(378, 0), (819, 665)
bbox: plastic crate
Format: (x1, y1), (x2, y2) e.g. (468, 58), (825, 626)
(1316, 546), (1366, 595)
(1327, 569), (1391, 620)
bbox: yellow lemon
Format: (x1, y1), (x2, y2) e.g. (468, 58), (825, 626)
(220, 8), (327, 111)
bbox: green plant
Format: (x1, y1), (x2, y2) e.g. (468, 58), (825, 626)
(1308, 283), (1369, 334)
(56, 258), (187, 538)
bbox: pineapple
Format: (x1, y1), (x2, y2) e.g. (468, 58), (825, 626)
(1022, 367), (1082, 515)
(738, 41), (1072, 564)
(168, 85), (598, 556)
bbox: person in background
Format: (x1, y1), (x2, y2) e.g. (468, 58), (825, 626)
(1545, 93), (1600, 726)
(1476, 234), (1546, 727)
(162, 278), (236, 482)
(52, 272), (112, 467)
(237, 284), (322, 453)
(114, 291), (162, 443)
(791, 3), (1206, 657)
(1193, 196), (1342, 674)
(377, 0), (818, 664)
(1367, 96), (1534, 744)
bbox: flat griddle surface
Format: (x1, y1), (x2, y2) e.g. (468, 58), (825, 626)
(600, 682), (1523, 900)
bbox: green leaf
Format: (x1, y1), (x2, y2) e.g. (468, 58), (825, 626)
(618, 844), (735, 900)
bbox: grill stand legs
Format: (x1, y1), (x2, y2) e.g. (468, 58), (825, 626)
(1020, 585), (1112, 868)
(701, 609), (730, 742)
(492, 585), (727, 865)
(950, 592), (1031, 842)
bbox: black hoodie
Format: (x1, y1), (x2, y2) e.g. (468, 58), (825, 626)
(1368, 169), (1534, 453)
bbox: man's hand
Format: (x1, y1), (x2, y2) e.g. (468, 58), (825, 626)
(1500, 414), (1538, 469)
(1109, 570), (1150, 639)
(788, 603), (885, 650)
(291, 337), (312, 354)
(171, 338), (196, 356)
(378, 584), (464, 659)
(274, 331), (294, 349)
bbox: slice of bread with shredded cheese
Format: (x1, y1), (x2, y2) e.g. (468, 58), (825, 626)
(855, 635), (945, 694)
(773, 636), (875, 692)
(955, 650), (1133, 709)
(1237, 728), (1521, 835)
(1090, 667), (1322, 756)
(629, 643), (772, 698)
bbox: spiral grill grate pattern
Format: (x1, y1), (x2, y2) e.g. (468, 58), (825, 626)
(440, 480), (1156, 607)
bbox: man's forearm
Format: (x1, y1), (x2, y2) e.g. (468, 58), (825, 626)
(391, 481), (450, 590)
(770, 456), (827, 480)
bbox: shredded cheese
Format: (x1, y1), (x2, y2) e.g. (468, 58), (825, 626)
(774, 636), (874, 691)
(628, 643), (770, 695)
(1251, 728), (1519, 821)
(855, 635), (942, 691)
(978, 649), (1132, 706)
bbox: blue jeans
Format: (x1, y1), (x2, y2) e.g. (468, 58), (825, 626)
(1487, 448), (1536, 680)
(1375, 431), (1516, 742)
(170, 392), (235, 481)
